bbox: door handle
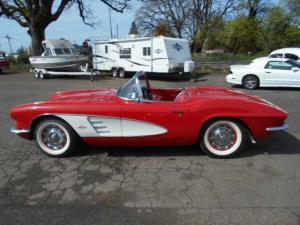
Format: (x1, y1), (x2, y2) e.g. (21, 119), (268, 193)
(172, 109), (184, 114)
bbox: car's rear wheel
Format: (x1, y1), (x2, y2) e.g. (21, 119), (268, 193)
(34, 119), (77, 157)
(243, 75), (259, 90)
(112, 68), (118, 77)
(200, 119), (247, 158)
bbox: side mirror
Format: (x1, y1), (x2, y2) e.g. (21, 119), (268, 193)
(292, 67), (300, 72)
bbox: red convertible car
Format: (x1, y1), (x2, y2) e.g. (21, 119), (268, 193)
(10, 71), (288, 158)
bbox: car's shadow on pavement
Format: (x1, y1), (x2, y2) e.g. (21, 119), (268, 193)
(73, 131), (300, 159)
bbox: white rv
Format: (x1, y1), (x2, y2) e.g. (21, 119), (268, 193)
(92, 36), (194, 77)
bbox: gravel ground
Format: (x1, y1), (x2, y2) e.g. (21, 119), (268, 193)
(0, 72), (299, 225)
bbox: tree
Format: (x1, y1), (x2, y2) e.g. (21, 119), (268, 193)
(136, 0), (236, 52)
(222, 16), (261, 53)
(0, 0), (129, 55)
(129, 21), (138, 35)
(136, 0), (190, 38)
(238, 0), (268, 18)
(261, 6), (300, 51)
(154, 23), (172, 36)
(283, 0), (300, 25)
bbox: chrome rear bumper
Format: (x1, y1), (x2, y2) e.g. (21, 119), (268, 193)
(266, 123), (289, 132)
(11, 127), (31, 134)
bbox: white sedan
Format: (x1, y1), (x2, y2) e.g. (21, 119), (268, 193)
(226, 57), (300, 89)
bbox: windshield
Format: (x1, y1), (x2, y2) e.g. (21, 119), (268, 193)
(117, 71), (149, 100)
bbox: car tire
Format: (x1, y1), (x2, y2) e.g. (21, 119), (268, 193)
(34, 119), (78, 157)
(112, 68), (118, 77)
(243, 75), (259, 90)
(118, 68), (126, 78)
(200, 119), (247, 158)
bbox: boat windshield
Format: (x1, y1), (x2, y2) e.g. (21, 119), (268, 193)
(53, 48), (75, 55)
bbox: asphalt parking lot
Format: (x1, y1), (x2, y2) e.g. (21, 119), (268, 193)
(0, 72), (299, 225)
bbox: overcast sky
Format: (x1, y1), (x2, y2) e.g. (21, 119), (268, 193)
(0, 1), (140, 53)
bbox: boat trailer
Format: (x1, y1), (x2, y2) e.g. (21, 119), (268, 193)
(32, 63), (100, 81)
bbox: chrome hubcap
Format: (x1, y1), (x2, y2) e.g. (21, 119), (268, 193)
(208, 124), (236, 150)
(41, 125), (67, 150)
(245, 77), (256, 88)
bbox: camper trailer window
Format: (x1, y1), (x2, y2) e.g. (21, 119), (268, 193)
(105, 45), (108, 54)
(143, 47), (151, 56)
(54, 48), (64, 55)
(120, 48), (131, 58)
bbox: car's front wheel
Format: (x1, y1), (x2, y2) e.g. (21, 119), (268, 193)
(200, 119), (247, 158)
(34, 119), (78, 157)
(243, 75), (259, 90)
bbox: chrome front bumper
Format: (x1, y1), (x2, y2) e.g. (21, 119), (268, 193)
(10, 127), (31, 134)
(266, 123), (289, 132)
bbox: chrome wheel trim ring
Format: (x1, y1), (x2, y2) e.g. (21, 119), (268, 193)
(36, 122), (71, 155)
(244, 76), (256, 89)
(204, 121), (242, 156)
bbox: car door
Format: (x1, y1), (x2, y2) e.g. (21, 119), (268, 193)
(120, 99), (192, 146)
(263, 61), (295, 86)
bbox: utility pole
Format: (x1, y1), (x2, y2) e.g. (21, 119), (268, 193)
(4, 34), (13, 54)
(116, 24), (119, 39)
(109, 8), (113, 39)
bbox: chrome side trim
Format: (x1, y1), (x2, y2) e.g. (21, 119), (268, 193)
(11, 127), (31, 134)
(266, 123), (289, 132)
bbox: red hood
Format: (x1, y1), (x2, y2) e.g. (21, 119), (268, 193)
(49, 89), (118, 102)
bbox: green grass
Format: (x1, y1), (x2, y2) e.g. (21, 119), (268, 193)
(192, 52), (267, 62)
(5, 63), (30, 74)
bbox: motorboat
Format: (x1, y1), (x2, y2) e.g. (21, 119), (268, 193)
(29, 39), (88, 70)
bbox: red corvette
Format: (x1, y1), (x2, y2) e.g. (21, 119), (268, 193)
(10, 71), (288, 158)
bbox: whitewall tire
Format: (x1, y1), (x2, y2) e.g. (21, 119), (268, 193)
(34, 119), (77, 157)
(200, 120), (247, 158)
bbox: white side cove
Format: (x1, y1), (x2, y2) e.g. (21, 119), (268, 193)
(56, 115), (167, 137)
(121, 119), (167, 137)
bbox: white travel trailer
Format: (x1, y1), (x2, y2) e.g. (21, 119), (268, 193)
(92, 36), (195, 77)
